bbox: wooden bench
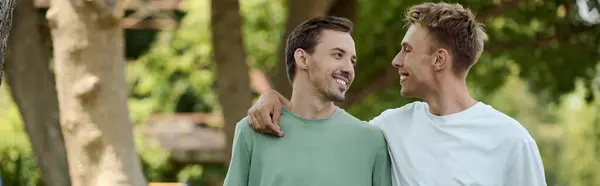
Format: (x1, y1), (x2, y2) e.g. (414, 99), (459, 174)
(145, 113), (228, 164)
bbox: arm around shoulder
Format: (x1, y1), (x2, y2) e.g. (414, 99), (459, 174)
(368, 108), (401, 128)
(223, 118), (254, 186)
(368, 109), (390, 127)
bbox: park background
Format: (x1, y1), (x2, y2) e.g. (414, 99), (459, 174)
(0, 0), (599, 185)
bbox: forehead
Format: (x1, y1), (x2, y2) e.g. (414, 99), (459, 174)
(315, 29), (356, 54)
(401, 25), (431, 48)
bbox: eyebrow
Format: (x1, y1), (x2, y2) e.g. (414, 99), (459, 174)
(333, 47), (357, 60)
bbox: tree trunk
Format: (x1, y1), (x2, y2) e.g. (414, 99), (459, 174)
(209, 0), (254, 184)
(328, 0), (357, 22)
(4, 0), (72, 185)
(0, 0), (17, 87)
(210, 0), (253, 159)
(46, 0), (147, 185)
(269, 0), (349, 98)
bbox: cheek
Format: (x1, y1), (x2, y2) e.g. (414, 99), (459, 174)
(412, 57), (433, 80)
(309, 61), (330, 83)
(314, 60), (333, 73)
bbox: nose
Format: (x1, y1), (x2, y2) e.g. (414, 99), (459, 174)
(392, 52), (403, 69)
(341, 59), (355, 79)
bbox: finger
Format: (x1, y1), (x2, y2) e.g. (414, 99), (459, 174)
(271, 106), (283, 136)
(247, 113), (254, 125)
(247, 104), (257, 124)
(260, 109), (279, 136)
(265, 120), (283, 137)
(250, 114), (262, 131)
(254, 109), (266, 131)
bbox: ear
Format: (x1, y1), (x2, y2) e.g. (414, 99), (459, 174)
(294, 48), (309, 70)
(433, 48), (450, 71)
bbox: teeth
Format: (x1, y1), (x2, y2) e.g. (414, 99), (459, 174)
(335, 78), (347, 86)
(400, 75), (407, 81)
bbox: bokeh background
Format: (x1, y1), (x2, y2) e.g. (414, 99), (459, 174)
(0, 0), (599, 185)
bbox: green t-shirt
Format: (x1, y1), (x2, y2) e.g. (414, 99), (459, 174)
(223, 107), (392, 186)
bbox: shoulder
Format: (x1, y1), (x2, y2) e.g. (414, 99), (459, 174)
(336, 109), (385, 137)
(376, 101), (425, 119)
(478, 103), (536, 142)
(234, 117), (256, 140)
(235, 117), (252, 131)
(369, 101), (425, 126)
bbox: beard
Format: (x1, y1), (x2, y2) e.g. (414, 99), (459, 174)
(307, 60), (346, 102)
(326, 89), (345, 102)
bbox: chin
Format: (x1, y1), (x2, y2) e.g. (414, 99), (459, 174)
(332, 95), (345, 102)
(400, 88), (413, 98)
(327, 92), (345, 102)
(400, 89), (423, 99)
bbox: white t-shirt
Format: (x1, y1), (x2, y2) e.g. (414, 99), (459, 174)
(369, 101), (547, 186)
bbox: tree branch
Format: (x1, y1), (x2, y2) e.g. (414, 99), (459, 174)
(486, 24), (597, 53)
(121, 0), (170, 28)
(485, 36), (555, 54)
(81, 0), (121, 27)
(475, 0), (529, 21)
(0, 0), (17, 87)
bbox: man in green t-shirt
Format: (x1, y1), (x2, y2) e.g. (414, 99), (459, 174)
(223, 16), (392, 186)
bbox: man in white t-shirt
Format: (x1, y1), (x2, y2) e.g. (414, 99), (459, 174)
(243, 2), (547, 186)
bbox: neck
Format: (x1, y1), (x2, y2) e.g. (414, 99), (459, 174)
(424, 75), (477, 116)
(288, 79), (336, 119)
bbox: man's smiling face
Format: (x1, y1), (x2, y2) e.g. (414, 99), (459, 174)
(305, 29), (357, 102)
(392, 25), (438, 98)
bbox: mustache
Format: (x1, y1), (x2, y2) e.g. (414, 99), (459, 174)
(332, 71), (351, 80)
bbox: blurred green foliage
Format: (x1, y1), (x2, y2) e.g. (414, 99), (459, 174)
(1, 0), (599, 185)
(0, 87), (42, 186)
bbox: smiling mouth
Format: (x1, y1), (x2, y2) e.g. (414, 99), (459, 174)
(400, 73), (409, 82)
(333, 74), (350, 91)
(335, 78), (348, 86)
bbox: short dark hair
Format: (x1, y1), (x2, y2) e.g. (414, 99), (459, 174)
(284, 16), (353, 82)
(406, 3), (488, 74)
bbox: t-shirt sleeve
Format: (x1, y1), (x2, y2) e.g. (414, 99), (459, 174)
(223, 120), (253, 186)
(368, 109), (390, 128)
(505, 138), (547, 186)
(372, 131), (393, 186)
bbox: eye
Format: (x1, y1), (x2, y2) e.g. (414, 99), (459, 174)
(332, 52), (343, 59)
(402, 46), (411, 53)
(351, 59), (357, 66)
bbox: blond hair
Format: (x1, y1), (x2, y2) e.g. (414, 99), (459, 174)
(406, 2), (488, 73)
